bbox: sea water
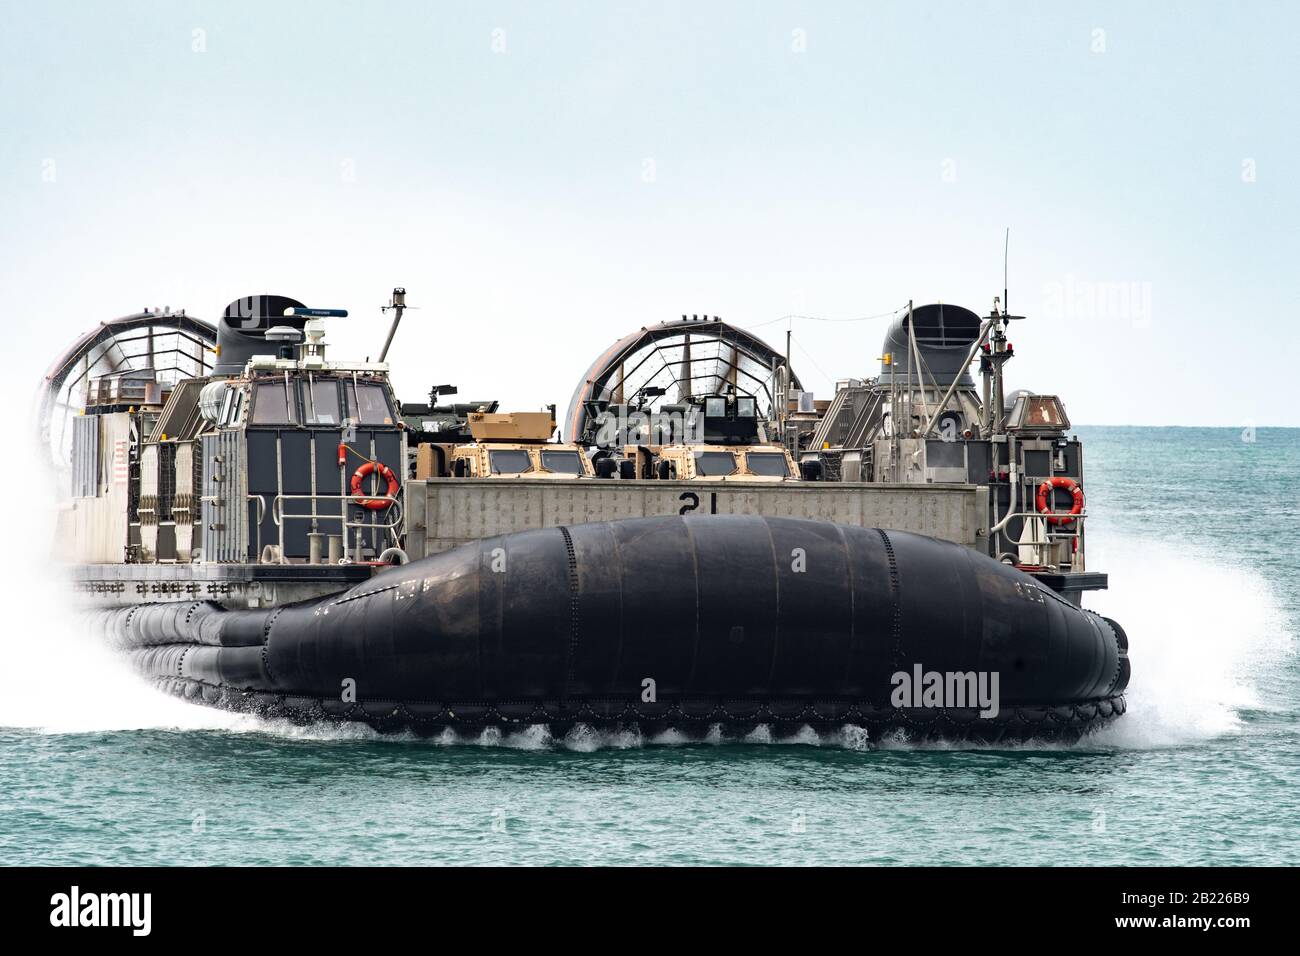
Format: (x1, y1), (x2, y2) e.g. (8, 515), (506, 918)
(1, 427), (1296, 865)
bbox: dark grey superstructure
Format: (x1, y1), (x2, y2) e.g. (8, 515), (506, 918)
(796, 300), (1101, 602)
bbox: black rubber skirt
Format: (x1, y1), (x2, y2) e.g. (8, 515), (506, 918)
(97, 515), (1129, 742)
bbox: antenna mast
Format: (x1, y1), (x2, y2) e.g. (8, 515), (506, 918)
(379, 287), (409, 363)
(1003, 227), (1010, 318)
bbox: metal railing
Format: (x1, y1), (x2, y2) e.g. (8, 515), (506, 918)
(270, 493), (404, 564)
(998, 509), (1087, 571)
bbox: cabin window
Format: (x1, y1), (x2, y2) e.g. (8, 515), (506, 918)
(489, 450), (534, 474)
(736, 397), (756, 418)
(705, 397), (727, 418)
(745, 452), (789, 477)
(305, 380), (341, 426)
(346, 381), (393, 425)
(693, 450), (737, 476)
(251, 380), (296, 424)
(1024, 396), (1066, 427)
(540, 450), (584, 475)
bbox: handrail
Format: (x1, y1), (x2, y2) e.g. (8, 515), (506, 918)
(269, 492), (404, 562)
(1000, 509), (1088, 572)
(248, 494), (267, 556)
(1001, 510), (1087, 545)
(271, 494), (403, 527)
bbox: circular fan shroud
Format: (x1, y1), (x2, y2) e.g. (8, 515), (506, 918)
(564, 320), (800, 445)
(36, 312), (216, 489)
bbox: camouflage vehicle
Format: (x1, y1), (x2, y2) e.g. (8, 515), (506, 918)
(624, 394), (799, 481)
(446, 411), (593, 479)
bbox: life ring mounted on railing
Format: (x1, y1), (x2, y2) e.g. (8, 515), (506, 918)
(1035, 476), (1084, 525)
(350, 460), (400, 510)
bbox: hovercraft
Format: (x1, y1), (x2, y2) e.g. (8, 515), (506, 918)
(45, 291), (1130, 742)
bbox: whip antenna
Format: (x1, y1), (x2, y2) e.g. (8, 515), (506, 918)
(1003, 227), (1010, 317)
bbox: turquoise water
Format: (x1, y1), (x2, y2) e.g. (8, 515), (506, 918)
(1, 427), (1297, 865)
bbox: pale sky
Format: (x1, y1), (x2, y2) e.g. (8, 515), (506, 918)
(3, 1), (1297, 426)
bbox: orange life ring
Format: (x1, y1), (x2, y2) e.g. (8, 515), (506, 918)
(1035, 476), (1084, 526)
(350, 460), (400, 510)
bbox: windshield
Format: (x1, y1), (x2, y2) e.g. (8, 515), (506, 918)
(540, 450), (584, 475)
(489, 449), (534, 474)
(305, 379), (341, 425)
(345, 381), (393, 426)
(693, 450), (737, 476)
(745, 452), (789, 477)
(251, 380), (295, 424)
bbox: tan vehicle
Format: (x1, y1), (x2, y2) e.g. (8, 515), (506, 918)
(617, 394), (800, 481)
(418, 410), (594, 479)
(631, 442), (798, 481)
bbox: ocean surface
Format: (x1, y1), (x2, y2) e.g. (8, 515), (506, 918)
(1, 426), (1296, 866)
